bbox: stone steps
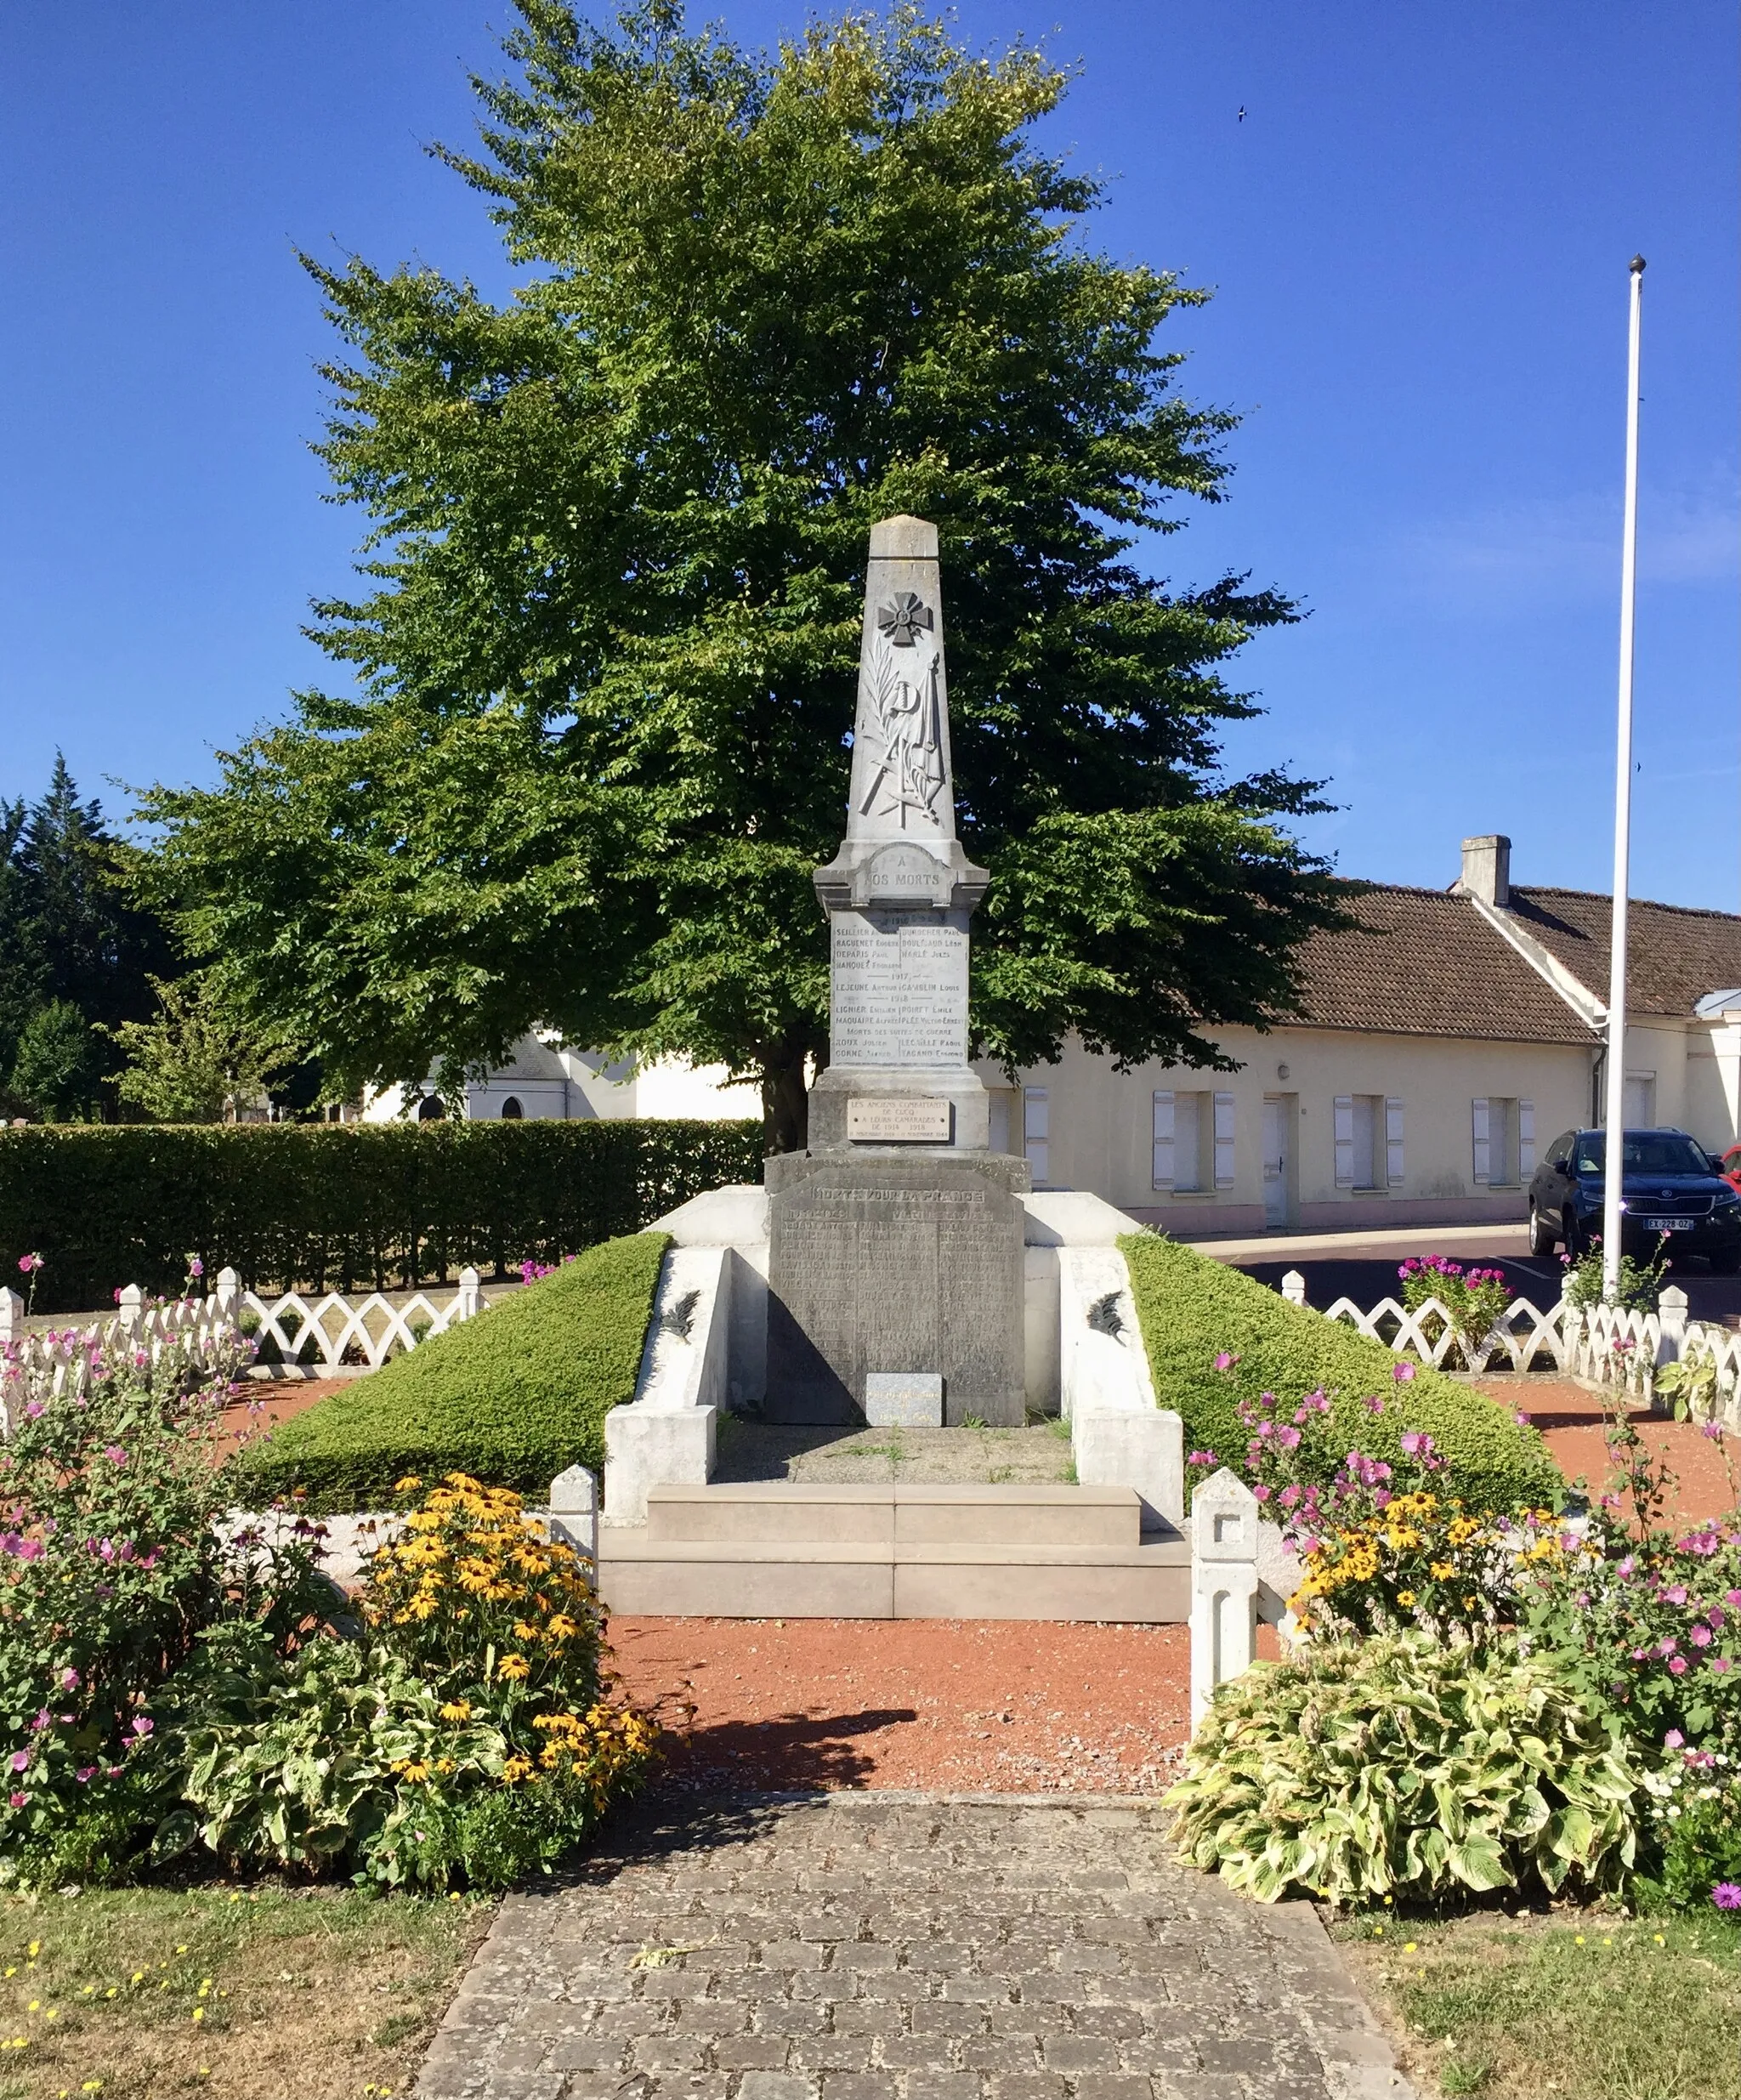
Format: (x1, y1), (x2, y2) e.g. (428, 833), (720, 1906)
(597, 1481), (1188, 1621)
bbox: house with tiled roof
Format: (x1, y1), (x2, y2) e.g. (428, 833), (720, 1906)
(974, 836), (1741, 1236)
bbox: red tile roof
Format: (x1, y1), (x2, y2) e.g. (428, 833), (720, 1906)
(1506, 887), (1741, 1019)
(1283, 883), (1596, 1043)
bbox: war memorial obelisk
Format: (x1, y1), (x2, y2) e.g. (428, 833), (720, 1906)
(763, 515), (1029, 1426)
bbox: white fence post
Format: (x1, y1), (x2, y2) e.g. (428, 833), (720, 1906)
(116, 1283), (144, 1336)
(1189, 1467), (1261, 1732)
(0, 1288), (19, 1343)
(1280, 1269), (1307, 1308)
(547, 1463), (598, 1564)
(214, 1266), (241, 1317)
(456, 1267), (483, 1320)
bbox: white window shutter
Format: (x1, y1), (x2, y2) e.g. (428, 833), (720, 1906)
(1151, 1090), (1175, 1190)
(1518, 1099), (1535, 1178)
(1472, 1098), (1490, 1185)
(1334, 1097), (1355, 1188)
(1386, 1097), (1405, 1186)
(1213, 1092), (1236, 1187)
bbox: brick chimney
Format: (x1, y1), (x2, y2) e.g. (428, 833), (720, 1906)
(1460, 835), (1511, 908)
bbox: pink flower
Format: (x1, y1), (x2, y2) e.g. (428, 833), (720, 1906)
(1514, 1411), (1530, 1427)
(8, 1751), (27, 1774)
(28, 1712), (48, 1734)
(187, 1256), (204, 1278)
(1665, 1728), (1685, 1748)
(1187, 1450), (1219, 1468)
(1711, 1657), (1732, 1674)
(1669, 1655), (1689, 1675)
(1276, 1425), (1302, 1450)
(102, 1445), (128, 1467)
(1363, 1395), (1385, 1416)
(1251, 1484), (1272, 1501)
(15, 1254), (41, 1275)
(74, 1767), (95, 1784)
(7, 1793), (24, 1811)
(1393, 1362), (1416, 1383)
(60, 1667), (78, 1689)
(1691, 1624), (1713, 1648)
(1665, 1585), (1687, 1605)
(1713, 1883), (1741, 1910)
(1213, 1351), (1237, 1371)
(129, 1716), (153, 1739)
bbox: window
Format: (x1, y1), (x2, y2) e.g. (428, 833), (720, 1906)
(417, 1093), (445, 1122)
(1335, 1095), (1401, 1189)
(1153, 1089), (1235, 1190)
(500, 1097), (524, 1120)
(1024, 1087), (1049, 1183)
(1472, 1098), (1534, 1185)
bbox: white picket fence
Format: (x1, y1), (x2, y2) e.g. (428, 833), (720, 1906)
(0, 1265), (486, 1418)
(1289, 1269), (1741, 1429)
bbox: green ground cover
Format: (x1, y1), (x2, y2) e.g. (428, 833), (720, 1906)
(236, 1231), (668, 1509)
(0, 1884), (491, 2100)
(1339, 1908), (1741, 2100)
(1120, 1231), (1558, 1513)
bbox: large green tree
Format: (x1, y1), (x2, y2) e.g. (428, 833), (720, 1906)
(142, 1), (1341, 1149)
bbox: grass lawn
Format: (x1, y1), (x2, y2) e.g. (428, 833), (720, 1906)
(1336, 1907), (1741, 2100)
(0, 1884), (494, 2100)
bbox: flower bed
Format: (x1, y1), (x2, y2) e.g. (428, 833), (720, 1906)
(1167, 1331), (1741, 1924)
(0, 1317), (661, 1893)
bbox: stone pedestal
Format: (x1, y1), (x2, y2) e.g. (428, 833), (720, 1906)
(765, 1149), (1029, 1426)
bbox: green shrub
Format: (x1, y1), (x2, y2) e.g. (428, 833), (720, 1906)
(1121, 1232), (1558, 1513)
(0, 1118), (759, 1311)
(1166, 1634), (1644, 1905)
(1637, 1779), (1741, 1914)
(234, 1233), (668, 1510)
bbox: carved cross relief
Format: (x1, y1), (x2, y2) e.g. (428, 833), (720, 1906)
(859, 593), (945, 830)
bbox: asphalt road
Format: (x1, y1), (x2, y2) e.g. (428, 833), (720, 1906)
(1234, 1252), (1741, 1324)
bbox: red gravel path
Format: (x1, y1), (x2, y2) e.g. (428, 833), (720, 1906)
(607, 1616), (1282, 1794)
(1475, 1376), (1740, 1528)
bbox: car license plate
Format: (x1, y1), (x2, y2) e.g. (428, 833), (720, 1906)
(1642, 1217), (1693, 1232)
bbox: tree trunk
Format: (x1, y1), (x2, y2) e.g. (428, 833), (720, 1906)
(761, 1037), (821, 1155)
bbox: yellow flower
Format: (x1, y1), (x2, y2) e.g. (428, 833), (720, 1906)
(394, 1475), (422, 1493)
(502, 1757), (534, 1784)
(1396, 1592), (1416, 1609)
(191, 2007), (204, 2023)
(439, 1700), (473, 1723)
(497, 1654), (531, 1682)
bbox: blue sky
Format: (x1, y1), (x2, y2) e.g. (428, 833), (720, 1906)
(3, 2), (1735, 906)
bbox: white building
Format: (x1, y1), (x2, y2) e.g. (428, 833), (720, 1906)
(973, 835), (1741, 1237)
(363, 1037), (760, 1125)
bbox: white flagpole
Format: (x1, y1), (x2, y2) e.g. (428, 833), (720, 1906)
(1602, 254), (1646, 1302)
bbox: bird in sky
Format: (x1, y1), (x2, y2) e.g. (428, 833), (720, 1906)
(1237, 105), (1246, 121)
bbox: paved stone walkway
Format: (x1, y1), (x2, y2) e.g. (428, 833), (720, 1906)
(414, 1792), (1413, 2100)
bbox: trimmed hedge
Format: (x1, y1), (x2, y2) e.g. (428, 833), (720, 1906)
(1120, 1232), (1561, 1513)
(235, 1230), (668, 1510)
(0, 1119), (760, 1312)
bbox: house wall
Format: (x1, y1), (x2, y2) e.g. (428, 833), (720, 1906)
(364, 1053), (760, 1125)
(1685, 1019), (1741, 1156)
(974, 1025), (1593, 1237)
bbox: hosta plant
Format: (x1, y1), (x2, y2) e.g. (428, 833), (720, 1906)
(1166, 1633), (1644, 1906)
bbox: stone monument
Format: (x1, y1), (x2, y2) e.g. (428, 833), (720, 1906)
(764, 516), (1029, 1427)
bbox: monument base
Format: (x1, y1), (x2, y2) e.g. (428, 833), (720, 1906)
(764, 1148), (1030, 1427)
(806, 1062), (990, 1149)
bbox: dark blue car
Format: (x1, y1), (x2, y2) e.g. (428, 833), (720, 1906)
(1527, 1127), (1741, 1272)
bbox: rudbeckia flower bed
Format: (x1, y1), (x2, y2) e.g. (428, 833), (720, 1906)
(1165, 1336), (1741, 1924)
(0, 1316), (661, 1895)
